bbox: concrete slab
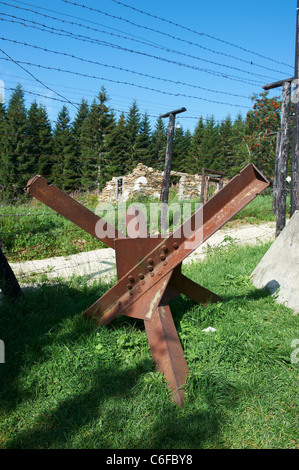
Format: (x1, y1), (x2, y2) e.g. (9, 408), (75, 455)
(251, 211), (299, 314)
(10, 248), (117, 284)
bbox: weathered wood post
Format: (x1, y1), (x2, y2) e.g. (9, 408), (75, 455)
(276, 82), (292, 236)
(263, 78), (293, 236)
(291, 0), (299, 216)
(160, 107), (186, 232)
(272, 130), (281, 214)
(0, 246), (22, 300)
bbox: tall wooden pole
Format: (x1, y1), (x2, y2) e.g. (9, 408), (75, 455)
(276, 81), (292, 236)
(272, 130), (281, 214)
(263, 77), (293, 235)
(291, 0), (299, 216)
(160, 107), (186, 232)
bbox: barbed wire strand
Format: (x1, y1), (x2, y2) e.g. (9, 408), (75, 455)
(0, 58), (252, 109)
(0, 48), (79, 110)
(106, 0), (293, 69)
(0, 19), (268, 87)
(0, 10), (282, 82)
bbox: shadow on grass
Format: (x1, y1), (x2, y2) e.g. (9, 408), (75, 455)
(0, 281), (243, 449)
(0, 279), (109, 407)
(221, 286), (273, 303)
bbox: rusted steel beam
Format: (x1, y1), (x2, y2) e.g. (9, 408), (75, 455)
(170, 270), (221, 305)
(27, 175), (124, 248)
(83, 164), (269, 325)
(145, 304), (189, 407)
(26, 164), (269, 407)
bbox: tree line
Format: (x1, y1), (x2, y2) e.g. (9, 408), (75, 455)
(0, 84), (283, 201)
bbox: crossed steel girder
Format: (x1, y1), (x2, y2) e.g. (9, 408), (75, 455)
(27, 164), (269, 406)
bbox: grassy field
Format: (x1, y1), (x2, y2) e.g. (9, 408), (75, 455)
(0, 242), (298, 449)
(0, 193), (281, 263)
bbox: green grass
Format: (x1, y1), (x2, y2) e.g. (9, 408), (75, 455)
(0, 198), (106, 262)
(0, 242), (298, 449)
(231, 193), (289, 224)
(1, 193), (278, 263)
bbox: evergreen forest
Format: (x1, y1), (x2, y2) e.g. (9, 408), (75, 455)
(0, 84), (285, 201)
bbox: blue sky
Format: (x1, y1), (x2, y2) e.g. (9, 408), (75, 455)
(0, 0), (297, 132)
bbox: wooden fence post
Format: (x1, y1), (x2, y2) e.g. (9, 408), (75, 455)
(291, 0), (299, 216)
(276, 81), (292, 236)
(272, 130), (281, 215)
(263, 77), (293, 236)
(159, 107), (186, 232)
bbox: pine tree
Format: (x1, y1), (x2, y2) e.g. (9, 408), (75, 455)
(27, 101), (40, 176)
(51, 105), (75, 190)
(219, 115), (234, 174)
(172, 125), (192, 172)
(27, 102), (53, 179)
(124, 100), (141, 173)
(151, 117), (166, 170)
(103, 113), (128, 182)
(1, 84), (28, 200)
(36, 105), (53, 177)
(135, 112), (152, 166)
(197, 116), (221, 170)
(72, 99), (89, 166)
(181, 129), (193, 172)
(189, 116), (205, 174)
(80, 87), (115, 190)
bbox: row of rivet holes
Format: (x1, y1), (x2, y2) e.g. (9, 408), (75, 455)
(125, 242), (179, 291)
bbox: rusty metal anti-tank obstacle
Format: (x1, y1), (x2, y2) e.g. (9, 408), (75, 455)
(27, 164), (269, 406)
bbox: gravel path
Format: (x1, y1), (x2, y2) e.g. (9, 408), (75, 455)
(10, 222), (275, 285)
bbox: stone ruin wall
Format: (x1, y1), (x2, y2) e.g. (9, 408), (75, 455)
(98, 163), (224, 203)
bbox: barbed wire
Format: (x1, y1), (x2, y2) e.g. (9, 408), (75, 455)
(0, 9), (282, 82)
(106, 0), (293, 70)
(3, 85), (80, 107)
(0, 48), (79, 110)
(0, 85), (234, 123)
(0, 56), (253, 104)
(0, 211), (58, 217)
(0, 19), (267, 87)
(0, 204), (277, 224)
(0, 33), (257, 100)
(8, 0), (168, 47)
(0, 56), (252, 110)
(62, 0), (292, 73)
(2, 71), (252, 104)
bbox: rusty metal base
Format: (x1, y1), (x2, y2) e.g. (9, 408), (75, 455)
(26, 164), (269, 407)
(111, 232), (220, 406)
